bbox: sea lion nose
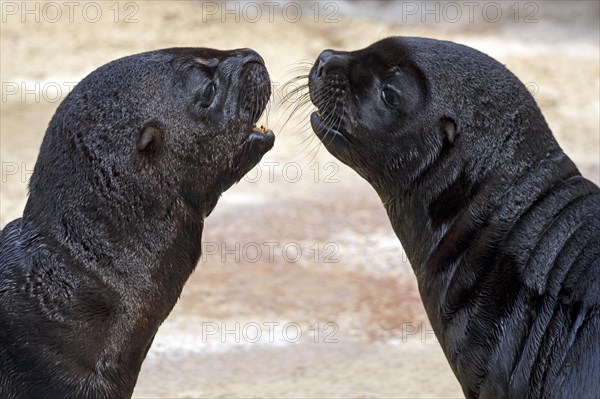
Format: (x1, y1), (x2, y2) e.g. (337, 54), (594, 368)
(238, 48), (265, 66)
(316, 50), (348, 78)
(316, 50), (333, 77)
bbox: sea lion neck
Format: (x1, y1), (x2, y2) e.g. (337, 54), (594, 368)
(380, 139), (597, 396)
(20, 176), (207, 283)
(379, 132), (580, 295)
(10, 205), (205, 395)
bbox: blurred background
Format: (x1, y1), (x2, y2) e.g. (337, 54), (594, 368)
(1, 1), (598, 397)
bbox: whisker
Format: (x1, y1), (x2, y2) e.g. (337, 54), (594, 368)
(274, 60), (350, 164)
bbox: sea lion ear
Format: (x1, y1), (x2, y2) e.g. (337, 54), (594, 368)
(137, 125), (163, 152)
(440, 117), (457, 145)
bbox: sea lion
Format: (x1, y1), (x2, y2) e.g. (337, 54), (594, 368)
(0, 47), (274, 398)
(307, 37), (600, 398)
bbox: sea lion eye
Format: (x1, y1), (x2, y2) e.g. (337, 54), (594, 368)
(197, 82), (216, 107)
(382, 85), (401, 108)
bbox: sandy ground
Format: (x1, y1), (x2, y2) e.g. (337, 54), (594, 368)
(1, 1), (598, 398)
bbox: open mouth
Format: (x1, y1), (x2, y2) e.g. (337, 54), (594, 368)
(220, 106), (274, 192)
(242, 121), (275, 157)
(243, 109), (275, 147)
(310, 110), (351, 145)
(237, 103), (275, 167)
(247, 123), (274, 141)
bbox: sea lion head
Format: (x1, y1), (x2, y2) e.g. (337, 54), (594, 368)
(26, 47), (274, 229)
(308, 37), (554, 202)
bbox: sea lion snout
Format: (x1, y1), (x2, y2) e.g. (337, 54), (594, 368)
(315, 49), (333, 77)
(239, 60), (271, 124)
(315, 49), (349, 78)
(232, 47), (265, 65)
(308, 50), (352, 148)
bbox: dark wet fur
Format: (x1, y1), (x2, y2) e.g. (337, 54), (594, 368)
(302, 37), (600, 398)
(0, 47), (274, 398)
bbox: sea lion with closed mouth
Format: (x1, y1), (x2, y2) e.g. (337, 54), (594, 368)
(307, 37), (599, 398)
(0, 47), (274, 398)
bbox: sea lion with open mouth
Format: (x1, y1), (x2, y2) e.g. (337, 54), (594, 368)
(307, 37), (599, 398)
(0, 47), (274, 398)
